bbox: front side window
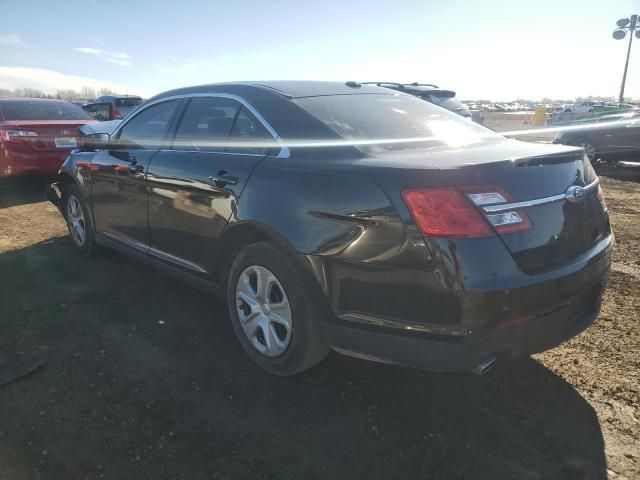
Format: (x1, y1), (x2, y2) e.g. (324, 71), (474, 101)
(173, 97), (239, 152)
(117, 99), (178, 149)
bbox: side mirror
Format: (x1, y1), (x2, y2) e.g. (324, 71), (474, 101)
(82, 133), (110, 151)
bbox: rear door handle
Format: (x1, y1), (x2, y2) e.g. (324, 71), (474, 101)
(208, 170), (238, 187)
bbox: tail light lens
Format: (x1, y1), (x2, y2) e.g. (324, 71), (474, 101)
(111, 106), (122, 119)
(460, 184), (532, 235)
(403, 185), (532, 239)
(1, 129), (39, 143)
(402, 188), (494, 238)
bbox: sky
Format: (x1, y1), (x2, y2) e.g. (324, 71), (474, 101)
(0, 0), (639, 101)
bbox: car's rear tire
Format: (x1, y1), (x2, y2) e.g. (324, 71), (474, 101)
(63, 183), (96, 256)
(227, 241), (329, 376)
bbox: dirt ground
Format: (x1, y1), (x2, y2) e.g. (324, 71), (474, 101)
(0, 173), (638, 480)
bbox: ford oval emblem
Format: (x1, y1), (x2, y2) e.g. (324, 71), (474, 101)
(565, 185), (585, 203)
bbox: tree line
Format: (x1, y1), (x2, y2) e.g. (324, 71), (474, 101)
(0, 86), (123, 101)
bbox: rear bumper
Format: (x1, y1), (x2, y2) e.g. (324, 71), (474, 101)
(317, 232), (613, 372)
(326, 279), (605, 372)
(1, 148), (71, 177)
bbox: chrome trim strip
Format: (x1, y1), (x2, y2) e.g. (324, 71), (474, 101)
(482, 179), (599, 213)
(103, 231), (208, 274)
(102, 231), (149, 253)
(112, 92), (290, 158)
(149, 247), (208, 274)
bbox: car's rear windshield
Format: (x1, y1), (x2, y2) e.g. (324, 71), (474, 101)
(293, 94), (495, 152)
(116, 98), (143, 107)
(0, 100), (94, 121)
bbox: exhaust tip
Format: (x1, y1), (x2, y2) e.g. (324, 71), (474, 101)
(471, 357), (497, 376)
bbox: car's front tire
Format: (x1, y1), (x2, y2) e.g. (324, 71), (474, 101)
(63, 183), (96, 256)
(227, 241), (329, 376)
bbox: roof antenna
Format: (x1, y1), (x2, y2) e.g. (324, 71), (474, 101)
(345, 81), (361, 88)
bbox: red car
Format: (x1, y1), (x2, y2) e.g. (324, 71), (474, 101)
(0, 98), (96, 177)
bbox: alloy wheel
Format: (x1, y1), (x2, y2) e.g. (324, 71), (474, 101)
(67, 194), (86, 246)
(235, 265), (292, 357)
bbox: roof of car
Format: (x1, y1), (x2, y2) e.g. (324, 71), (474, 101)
(242, 81), (392, 98)
(150, 81), (397, 102)
(99, 95), (142, 99)
(0, 97), (71, 102)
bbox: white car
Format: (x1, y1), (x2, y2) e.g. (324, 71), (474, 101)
(563, 102), (600, 114)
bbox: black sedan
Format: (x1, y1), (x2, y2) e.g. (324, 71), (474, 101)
(553, 112), (640, 165)
(48, 81), (613, 376)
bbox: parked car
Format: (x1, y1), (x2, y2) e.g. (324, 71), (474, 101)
(588, 104), (636, 118)
(563, 101), (599, 114)
(363, 82), (472, 118)
(47, 81), (612, 376)
(0, 98), (96, 177)
(553, 112), (640, 165)
(83, 95), (143, 120)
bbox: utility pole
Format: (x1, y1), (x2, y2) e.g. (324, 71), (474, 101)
(613, 15), (640, 104)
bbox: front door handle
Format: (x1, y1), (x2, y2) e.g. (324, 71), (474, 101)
(208, 170), (238, 187)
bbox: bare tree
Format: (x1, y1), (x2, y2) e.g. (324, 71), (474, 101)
(80, 86), (96, 100)
(56, 89), (82, 100)
(98, 87), (116, 96)
(20, 88), (44, 98)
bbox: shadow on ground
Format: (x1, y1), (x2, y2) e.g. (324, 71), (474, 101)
(0, 238), (607, 480)
(0, 176), (51, 209)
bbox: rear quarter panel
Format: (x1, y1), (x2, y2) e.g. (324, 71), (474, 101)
(233, 155), (433, 269)
(54, 151), (97, 215)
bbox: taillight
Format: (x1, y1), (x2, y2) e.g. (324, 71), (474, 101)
(111, 106), (122, 119)
(402, 188), (494, 238)
(485, 211), (532, 234)
(402, 185), (532, 239)
(0, 129), (39, 143)
(460, 184), (532, 235)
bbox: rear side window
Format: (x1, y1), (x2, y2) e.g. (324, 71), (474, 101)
(228, 107), (277, 155)
(173, 97), (239, 152)
(117, 99), (178, 149)
(83, 103), (112, 121)
(0, 100), (94, 121)
(116, 97), (143, 107)
(294, 94), (494, 152)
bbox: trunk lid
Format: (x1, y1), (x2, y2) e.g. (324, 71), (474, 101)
(465, 150), (608, 274)
(359, 139), (610, 274)
(3, 120), (96, 152)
